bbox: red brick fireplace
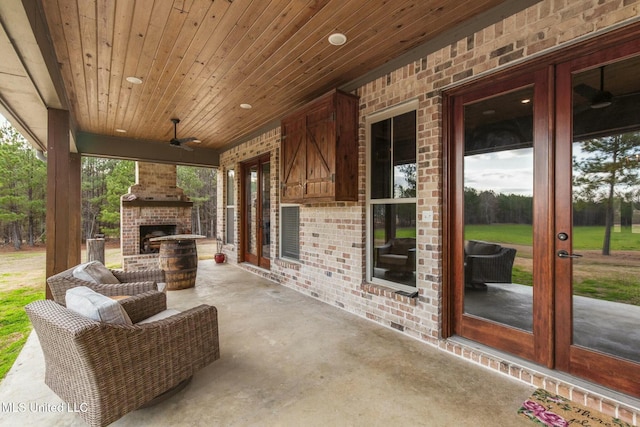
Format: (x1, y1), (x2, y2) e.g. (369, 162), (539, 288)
(121, 162), (193, 270)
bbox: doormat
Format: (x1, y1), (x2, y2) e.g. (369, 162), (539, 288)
(518, 388), (633, 427)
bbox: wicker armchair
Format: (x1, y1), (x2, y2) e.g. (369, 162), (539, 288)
(464, 240), (517, 288)
(25, 291), (220, 427)
(375, 238), (416, 275)
(47, 263), (165, 306)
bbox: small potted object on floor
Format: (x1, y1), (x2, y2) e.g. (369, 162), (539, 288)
(214, 237), (226, 263)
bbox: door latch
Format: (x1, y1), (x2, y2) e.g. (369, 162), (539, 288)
(557, 250), (583, 259)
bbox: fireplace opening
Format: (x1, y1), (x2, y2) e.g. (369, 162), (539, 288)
(140, 225), (177, 254)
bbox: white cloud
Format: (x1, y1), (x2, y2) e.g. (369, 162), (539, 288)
(465, 147), (534, 196)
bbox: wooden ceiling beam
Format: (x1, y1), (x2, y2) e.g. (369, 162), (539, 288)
(75, 131), (220, 167)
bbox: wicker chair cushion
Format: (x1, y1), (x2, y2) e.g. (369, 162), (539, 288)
(66, 286), (132, 325)
(72, 261), (120, 284)
(137, 308), (180, 324)
(465, 240), (502, 255)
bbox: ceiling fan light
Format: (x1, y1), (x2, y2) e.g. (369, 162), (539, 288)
(590, 92), (613, 109)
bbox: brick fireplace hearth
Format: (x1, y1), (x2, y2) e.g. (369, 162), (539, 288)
(121, 162), (193, 270)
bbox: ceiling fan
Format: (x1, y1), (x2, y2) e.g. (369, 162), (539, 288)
(573, 66), (613, 109)
(169, 118), (199, 151)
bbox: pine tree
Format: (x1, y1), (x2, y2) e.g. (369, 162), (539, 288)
(573, 133), (640, 255)
(98, 160), (135, 236)
(177, 166), (217, 237)
(0, 124), (46, 249)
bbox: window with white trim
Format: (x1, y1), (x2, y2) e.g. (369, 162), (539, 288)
(367, 102), (417, 290)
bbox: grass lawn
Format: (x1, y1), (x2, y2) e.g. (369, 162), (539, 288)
(373, 227), (416, 241)
(0, 287), (43, 380)
(465, 223), (640, 251)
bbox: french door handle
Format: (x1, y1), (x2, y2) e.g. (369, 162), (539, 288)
(557, 250), (583, 259)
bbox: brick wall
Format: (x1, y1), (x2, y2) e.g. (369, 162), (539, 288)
(217, 0), (640, 423)
(127, 162), (188, 201)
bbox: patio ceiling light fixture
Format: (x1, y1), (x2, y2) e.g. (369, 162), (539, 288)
(115, 128), (127, 133)
(328, 33), (347, 46)
(240, 103), (252, 109)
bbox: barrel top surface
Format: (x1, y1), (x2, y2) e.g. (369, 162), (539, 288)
(149, 234), (206, 242)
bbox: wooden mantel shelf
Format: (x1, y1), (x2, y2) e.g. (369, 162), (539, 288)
(122, 199), (193, 208)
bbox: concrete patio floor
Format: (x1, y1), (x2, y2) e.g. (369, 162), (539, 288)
(465, 283), (640, 363)
(0, 261), (535, 426)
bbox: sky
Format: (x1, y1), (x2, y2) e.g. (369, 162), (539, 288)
(464, 147), (534, 196)
(463, 144), (613, 197)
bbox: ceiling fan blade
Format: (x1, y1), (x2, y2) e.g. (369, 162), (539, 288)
(169, 141), (194, 151)
(573, 83), (599, 100)
(175, 137), (197, 143)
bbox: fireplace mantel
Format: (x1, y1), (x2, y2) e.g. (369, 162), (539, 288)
(122, 199), (193, 208)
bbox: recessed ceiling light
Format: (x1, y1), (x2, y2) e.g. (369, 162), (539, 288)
(115, 128), (127, 133)
(126, 76), (143, 85)
(192, 139), (202, 144)
(240, 103), (252, 109)
(482, 109), (496, 115)
(328, 33), (347, 46)
(521, 98), (531, 104)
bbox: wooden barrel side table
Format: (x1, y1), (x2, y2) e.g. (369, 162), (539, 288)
(150, 234), (205, 290)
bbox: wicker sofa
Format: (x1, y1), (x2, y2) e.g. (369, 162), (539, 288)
(25, 290), (220, 427)
(46, 262), (165, 306)
(464, 240), (517, 288)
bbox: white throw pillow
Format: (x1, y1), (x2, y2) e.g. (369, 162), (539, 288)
(72, 261), (120, 284)
(66, 286), (132, 325)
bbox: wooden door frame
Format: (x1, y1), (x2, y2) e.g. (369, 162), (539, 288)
(240, 154), (271, 269)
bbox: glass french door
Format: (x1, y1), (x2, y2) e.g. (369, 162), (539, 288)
(555, 48), (640, 397)
(451, 68), (553, 365)
(242, 156), (271, 269)
(450, 38), (640, 398)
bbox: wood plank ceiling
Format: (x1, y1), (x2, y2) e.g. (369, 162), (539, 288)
(41, 0), (510, 151)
